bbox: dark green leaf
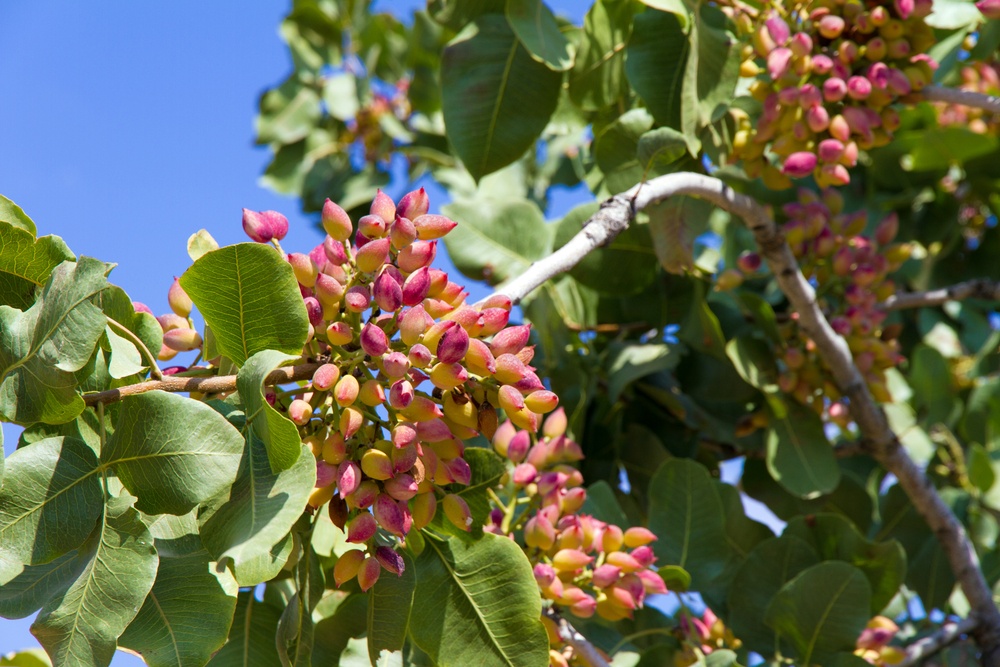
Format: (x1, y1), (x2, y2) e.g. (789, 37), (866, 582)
(764, 562), (872, 665)
(725, 336), (779, 392)
(646, 196), (714, 276)
(626, 9), (689, 130)
(368, 550), (415, 663)
(0, 194), (37, 235)
(0, 437), (102, 566)
(0, 551), (82, 620)
(681, 5), (739, 149)
(236, 351), (303, 473)
(103, 391), (244, 515)
(0, 258), (110, 425)
(32, 497), (158, 667)
(637, 127), (689, 170)
(593, 109), (654, 194)
(206, 592), (283, 667)
(441, 16), (562, 179)
(606, 343), (680, 402)
(441, 198), (551, 285)
(569, 0), (633, 111)
(119, 549), (239, 667)
(647, 459), (732, 588)
(179, 243), (309, 367)
(0, 223), (74, 310)
(766, 397), (840, 499)
(580, 480), (630, 527)
(505, 0), (572, 71)
(409, 534), (548, 667)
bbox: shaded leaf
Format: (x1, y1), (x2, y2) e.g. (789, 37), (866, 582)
(646, 197), (713, 276)
(206, 592), (282, 667)
(606, 343), (680, 402)
(505, 0), (573, 71)
(766, 397), (840, 499)
(368, 550), (415, 664)
(626, 9), (689, 130)
(0, 223), (74, 310)
(569, 0), (634, 111)
(236, 350), (303, 473)
(0, 551), (82, 620)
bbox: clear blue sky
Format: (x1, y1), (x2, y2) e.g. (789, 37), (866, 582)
(0, 2), (771, 662)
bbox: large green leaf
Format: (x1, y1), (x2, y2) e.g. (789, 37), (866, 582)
(593, 108), (654, 194)
(441, 198), (551, 286)
(102, 391), (244, 515)
(0, 223), (74, 310)
(505, 0), (572, 71)
(0, 258), (110, 425)
(441, 15), (562, 179)
(0, 194), (37, 235)
(764, 562), (872, 665)
(784, 513), (906, 613)
(0, 437), (103, 566)
(32, 497), (158, 667)
(206, 592), (282, 667)
(199, 440), (315, 586)
(93, 286), (162, 371)
(118, 549), (238, 667)
(625, 9), (689, 130)
(312, 593), (369, 665)
(606, 342), (680, 402)
(766, 397), (840, 499)
(236, 350), (302, 473)
(569, 0), (634, 111)
(553, 203), (658, 296)
(409, 533), (548, 667)
(727, 536), (820, 655)
(0, 550), (83, 620)
(179, 243), (309, 367)
(646, 196), (714, 275)
(647, 459), (732, 589)
(368, 550), (415, 663)
(680, 4), (739, 148)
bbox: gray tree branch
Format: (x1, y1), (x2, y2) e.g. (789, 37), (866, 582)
(491, 172), (1000, 665)
(898, 616), (978, 666)
(882, 279), (1000, 310)
(924, 85), (1000, 114)
(543, 607), (611, 667)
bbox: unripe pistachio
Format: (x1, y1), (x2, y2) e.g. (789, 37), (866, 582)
(340, 407), (364, 439)
(288, 399), (313, 426)
(347, 480), (379, 510)
(358, 379), (384, 407)
(158, 321), (202, 350)
(344, 285), (371, 313)
(399, 306), (432, 347)
(303, 297), (322, 326)
(875, 213), (899, 245)
(360, 322), (389, 357)
(602, 525), (624, 552)
(370, 189), (396, 222)
(437, 324), (470, 364)
(374, 493), (408, 536)
(977, 0), (1000, 18)
(361, 448), (394, 481)
(525, 390), (559, 414)
(356, 237), (391, 274)
(322, 199), (353, 241)
(605, 550), (643, 573)
(333, 549), (366, 587)
(507, 429), (531, 463)
(767, 47), (793, 80)
(400, 395), (443, 422)
(525, 513), (556, 550)
(412, 214), (458, 240)
(624, 527), (658, 548)
(464, 338), (497, 376)
(442, 494), (472, 531)
(409, 492), (436, 530)
(168, 278), (193, 318)
(782, 152), (818, 178)
(490, 324), (531, 357)
(358, 214), (387, 239)
(388, 379), (414, 409)
(430, 362), (468, 390)
(357, 556), (381, 592)
(396, 187), (429, 220)
(371, 272), (402, 313)
(375, 545), (405, 576)
(397, 240), (436, 273)
(346, 511), (377, 543)
(326, 321), (353, 346)
(334, 375), (359, 407)
(242, 209), (274, 243)
(392, 422), (418, 449)
(552, 548), (593, 572)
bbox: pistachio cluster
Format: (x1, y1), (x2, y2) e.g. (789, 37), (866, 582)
(731, 0), (936, 188)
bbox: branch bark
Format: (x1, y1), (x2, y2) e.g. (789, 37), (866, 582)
(492, 172), (1000, 665)
(899, 617), (979, 667)
(924, 85), (1000, 114)
(82, 362), (321, 405)
(882, 279), (1000, 310)
(543, 608), (610, 667)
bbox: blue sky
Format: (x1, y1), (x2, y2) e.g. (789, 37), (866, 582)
(0, 1), (592, 662)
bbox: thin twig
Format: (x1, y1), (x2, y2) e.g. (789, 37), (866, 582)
(924, 85), (1000, 114)
(882, 279), (1000, 310)
(106, 316), (164, 381)
(82, 362), (320, 405)
(490, 172), (1000, 665)
(898, 617), (979, 666)
(543, 607), (610, 667)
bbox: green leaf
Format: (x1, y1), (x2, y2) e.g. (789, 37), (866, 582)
(0, 194), (37, 235)
(0, 648), (51, 667)
(441, 16), (562, 179)
(187, 229), (219, 262)
(206, 591), (283, 667)
(0, 437), (103, 566)
(441, 198), (551, 286)
(626, 9), (689, 130)
(368, 550), (415, 664)
(313, 593), (369, 665)
(569, 0), (634, 111)
(638, 0), (689, 15)
(119, 549), (238, 667)
(904, 127), (998, 170)
(970, 443), (997, 494)
(179, 243), (309, 367)
(505, 0), (572, 71)
(409, 533), (548, 667)
(606, 343), (680, 402)
(102, 391), (245, 516)
(766, 397), (840, 499)
(764, 562), (872, 665)
(646, 196), (714, 276)
(910, 344), (959, 426)
(593, 108), (654, 194)
(236, 351), (303, 473)
(580, 480), (630, 527)
(0, 551), (83, 620)
(927, 0), (983, 29)
(104, 325), (144, 380)
(553, 202), (658, 296)
(637, 128), (689, 170)
(658, 565), (691, 592)
(199, 440), (315, 586)
(32, 497), (158, 667)
(727, 536), (820, 655)
(256, 77), (321, 146)
(725, 336), (779, 392)
(0, 223), (74, 310)
(680, 5), (739, 152)
(783, 513), (906, 613)
(94, 286), (162, 368)
(0, 258), (110, 425)
(647, 459), (732, 589)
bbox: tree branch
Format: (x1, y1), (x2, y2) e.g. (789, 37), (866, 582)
(491, 172), (1000, 665)
(82, 362), (321, 405)
(543, 608), (610, 667)
(881, 279), (1000, 310)
(923, 85), (1000, 114)
(899, 617), (979, 667)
